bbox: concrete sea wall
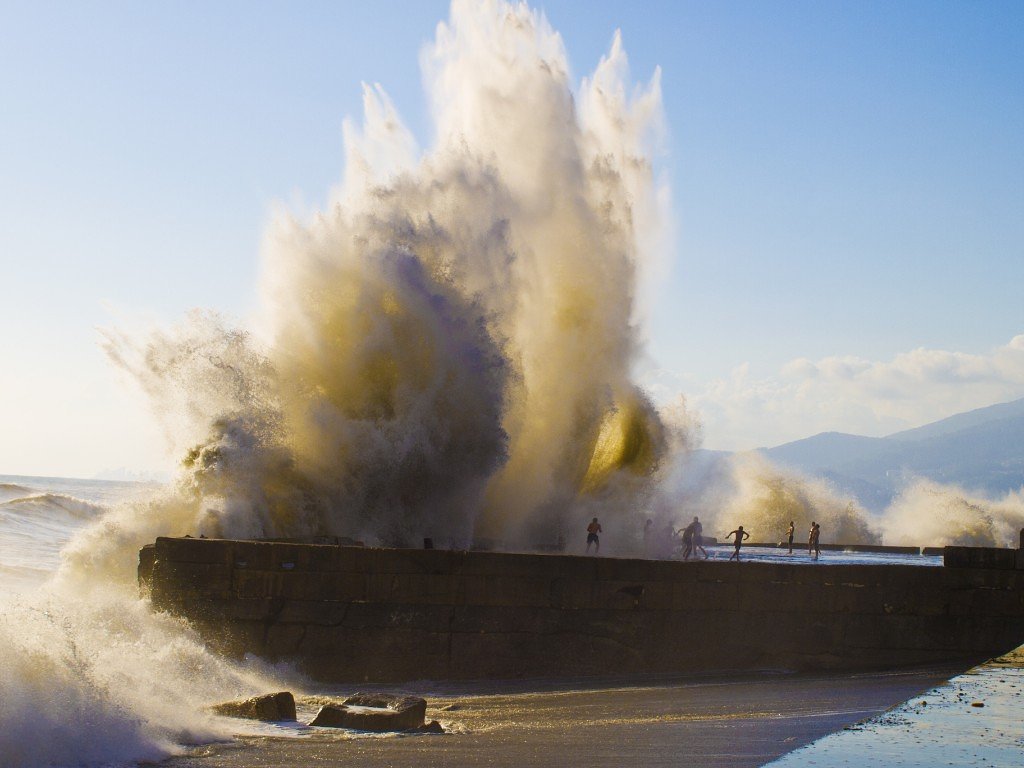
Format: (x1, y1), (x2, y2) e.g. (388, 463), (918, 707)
(140, 537), (1024, 682)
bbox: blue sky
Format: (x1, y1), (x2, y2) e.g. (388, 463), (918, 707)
(1, 1), (1022, 477)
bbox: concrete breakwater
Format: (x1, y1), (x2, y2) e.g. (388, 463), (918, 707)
(139, 537), (1024, 683)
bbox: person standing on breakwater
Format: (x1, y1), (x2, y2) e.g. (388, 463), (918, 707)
(726, 526), (749, 562)
(586, 517), (602, 554)
(786, 521), (795, 554)
(681, 516), (708, 560)
(679, 520), (694, 559)
(810, 522), (821, 560)
(808, 521), (816, 556)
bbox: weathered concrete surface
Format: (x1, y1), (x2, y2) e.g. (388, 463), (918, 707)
(140, 538), (1024, 682)
(944, 545), (1019, 570)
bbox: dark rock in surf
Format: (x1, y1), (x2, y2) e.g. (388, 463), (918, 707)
(308, 692), (427, 731)
(212, 691), (296, 721)
(308, 704), (349, 728)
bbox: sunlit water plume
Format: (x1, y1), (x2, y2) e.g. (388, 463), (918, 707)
(105, 0), (673, 553)
(662, 451), (1024, 550)
(662, 451), (881, 547)
(882, 479), (1024, 548)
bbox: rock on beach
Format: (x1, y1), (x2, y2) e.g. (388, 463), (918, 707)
(212, 692), (297, 722)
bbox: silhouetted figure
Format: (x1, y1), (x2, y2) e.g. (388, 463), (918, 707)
(586, 517), (602, 554)
(810, 522), (821, 560)
(692, 516), (708, 559)
(680, 520), (694, 559)
(786, 521), (795, 554)
(681, 516), (707, 560)
(808, 521), (816, 556)
(727, 526), (750, 562)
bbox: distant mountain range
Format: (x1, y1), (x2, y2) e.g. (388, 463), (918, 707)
(754, 397), (1024, 510)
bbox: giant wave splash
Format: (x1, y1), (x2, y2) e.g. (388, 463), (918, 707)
(102, 0), (673, 554)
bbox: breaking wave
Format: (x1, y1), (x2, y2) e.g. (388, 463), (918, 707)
(662, 451), (881, 547)
(102, 0), (674, 555)
(0, 482), (33, 500)
(0, 590), (288, 768)
(882, 479), (1024, 548)
(662, 450), (1024, 550)
(0, 493), (106, 520)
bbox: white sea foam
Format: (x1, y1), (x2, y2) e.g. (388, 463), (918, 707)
(0, 587), (290, 768)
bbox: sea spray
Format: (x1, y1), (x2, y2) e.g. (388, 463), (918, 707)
(106, 0), (676, 550)
(882, 479), (1024, 548)
(0, 483), (300, 768)
(720, 452), (880, 544)
(0, 587), (287, 768)
(661, 451), (881, 546)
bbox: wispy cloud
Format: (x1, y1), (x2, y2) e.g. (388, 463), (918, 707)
(648, 335), (1024, 450)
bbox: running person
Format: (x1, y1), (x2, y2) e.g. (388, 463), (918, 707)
(726, 526), (750, 562)
(679, 520), (695, 559)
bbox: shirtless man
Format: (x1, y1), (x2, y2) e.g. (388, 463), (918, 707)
(691, 516), (708, 559)
(688, 518), (712, 561)
(786, 521), (795, 554)
(586, 517), (602, 554)
(726, 526), (750, 562)
(680, 519), (695, 560)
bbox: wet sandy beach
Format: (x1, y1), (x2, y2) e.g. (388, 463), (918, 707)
(768, 648), (1024, 766)
(166, 667), (959, 768)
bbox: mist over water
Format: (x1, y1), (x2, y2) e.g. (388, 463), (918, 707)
(105, 0), (671, 553)
(663, 452), (1024, 550)
(882, 479), (1024, 548)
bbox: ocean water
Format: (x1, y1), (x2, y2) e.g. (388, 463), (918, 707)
(0, 475), (294, 768)
(1, 473), (1020, 768)
(0, 475), (153, 591)
(699, 545), (941, 568)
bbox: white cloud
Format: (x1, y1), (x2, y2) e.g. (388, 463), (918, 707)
(651, 335), (1024, 450)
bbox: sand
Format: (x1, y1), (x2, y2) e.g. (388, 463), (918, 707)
(768, 649), (1024, 766)
(165, 667), (959, 768)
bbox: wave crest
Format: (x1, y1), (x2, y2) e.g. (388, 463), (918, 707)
(101, 0), (675, 552)
(0, 493), (106, 520)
